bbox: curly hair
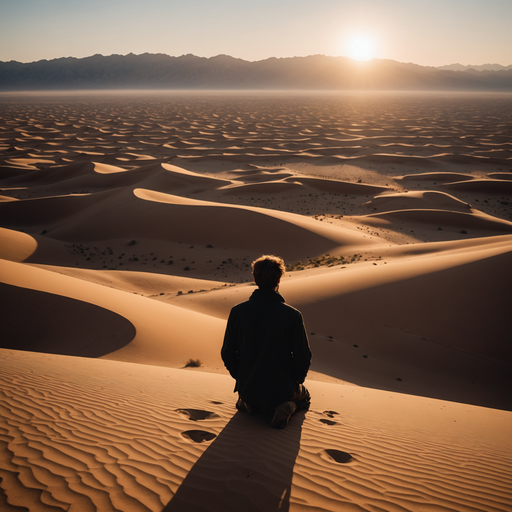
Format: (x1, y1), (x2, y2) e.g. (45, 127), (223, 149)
(252, 255), (286, 289)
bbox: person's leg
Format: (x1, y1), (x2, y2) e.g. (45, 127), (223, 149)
(236, 396), (255, 414)
(236, 396), (246, 411)
(271, 383), (311, 429)
(292, 383), (311, 411)
(271, 401), (297, 429)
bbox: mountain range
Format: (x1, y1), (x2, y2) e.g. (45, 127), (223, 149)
(437, 63), (512, 72)
(1, 53), (511, 91)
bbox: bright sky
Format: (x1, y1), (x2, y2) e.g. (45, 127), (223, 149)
(1, 0), (511, 66)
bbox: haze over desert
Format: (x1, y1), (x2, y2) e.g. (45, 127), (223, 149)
(1, 89), (511, 511)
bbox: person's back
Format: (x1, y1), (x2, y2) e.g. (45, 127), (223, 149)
(221, 255), (311, 428)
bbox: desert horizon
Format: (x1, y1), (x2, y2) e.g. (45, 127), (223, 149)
(1, 88), (511, 511)
(2, 53), (512, 93)
(4, 50), (512, 68)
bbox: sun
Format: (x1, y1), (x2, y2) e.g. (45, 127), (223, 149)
(346, 35), (374, 61)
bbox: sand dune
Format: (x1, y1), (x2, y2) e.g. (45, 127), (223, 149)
(441, 178), (512, 194)
(0, 194), (18, 202)
(1, 91), (512, 511)
(220, 179), (305, 195)
(364, 209), (512, 235)
(284, 175), (388, 195)
(0, 258), (226, 369)
(0, 227), (37, 261)
(170, 234), (512, 409)
(34, 264), (224, 298)
(363, 190), (473, 212)
(230, 168), (294, 181)
(488, 172), (512, 180)
(0, 282), (135, 356)
(0, 182), (381, 273)
(397, 172), (480, 182)
(0, 161), (230, 198)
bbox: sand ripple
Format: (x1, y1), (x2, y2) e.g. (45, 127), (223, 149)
(0, 351), (230, 512)
(1, 92), (511, 176)
(1, 337), (512, 512)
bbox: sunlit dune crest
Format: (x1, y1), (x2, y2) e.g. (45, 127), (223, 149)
(0, 227), (37, 261)
(93, 161), (128, 174)
(1, 91), (512, 511)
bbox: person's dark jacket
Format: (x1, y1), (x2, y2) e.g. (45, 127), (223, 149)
(221, 288), (311, 409)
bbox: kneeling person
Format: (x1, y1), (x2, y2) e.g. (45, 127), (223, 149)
(221, 255), (312, 428)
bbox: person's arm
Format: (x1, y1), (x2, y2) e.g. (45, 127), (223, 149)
(292, 313), (312, 383)
(221, 310), (240, 380)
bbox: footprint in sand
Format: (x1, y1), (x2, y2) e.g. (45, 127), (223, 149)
(323, 449), (353, 464)
(176, 409), (220, 421)
(320, 418), (338, 426)
(320, 410), (339, 425)
(181, 430), (217, 443)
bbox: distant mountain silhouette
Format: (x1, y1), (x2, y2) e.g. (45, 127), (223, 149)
(437, 63), (512, 72)
(1, 53), (511, 91)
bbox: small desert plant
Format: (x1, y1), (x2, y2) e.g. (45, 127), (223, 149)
(184, 358), (202, 368)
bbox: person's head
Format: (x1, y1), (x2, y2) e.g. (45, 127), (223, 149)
(252, 255), (286, 290)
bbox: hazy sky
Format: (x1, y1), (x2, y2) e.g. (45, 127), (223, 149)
(1, 0), (511, 66)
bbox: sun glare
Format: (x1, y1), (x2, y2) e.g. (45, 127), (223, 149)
(347, 35), (374, 61)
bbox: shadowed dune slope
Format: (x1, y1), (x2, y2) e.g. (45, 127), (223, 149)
(363, 191), (472, 213)
(0, 161), (230, 197)
(441, 178), (512, 194)
(0, 282), (136, 357)
(287, 243), (512, 409)
(396, 172), (476, 182)
(488, 172), (512, 180)
(0, 227), (87, 268)
(220, 176), (389, 196)
(219, 180), (305, 195)
(133, 188), (379, 253)
(285, 176), (388, 195)
(363, 209), (512, 234)
(0, 189), (120, 230)
(0, 187), (379, 261)
(0, 258), (226, 369)
(178, 235), (512, 410)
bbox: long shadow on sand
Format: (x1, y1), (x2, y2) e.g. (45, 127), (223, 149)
(163, 409), (305, 512)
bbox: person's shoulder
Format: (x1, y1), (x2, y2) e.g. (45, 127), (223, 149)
(230, 298), (252, 313)
(280, 301), (303, 317)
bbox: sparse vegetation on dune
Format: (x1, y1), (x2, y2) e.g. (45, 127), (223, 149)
(286, 253), (363, 271)
(184, 358), (202, 368)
